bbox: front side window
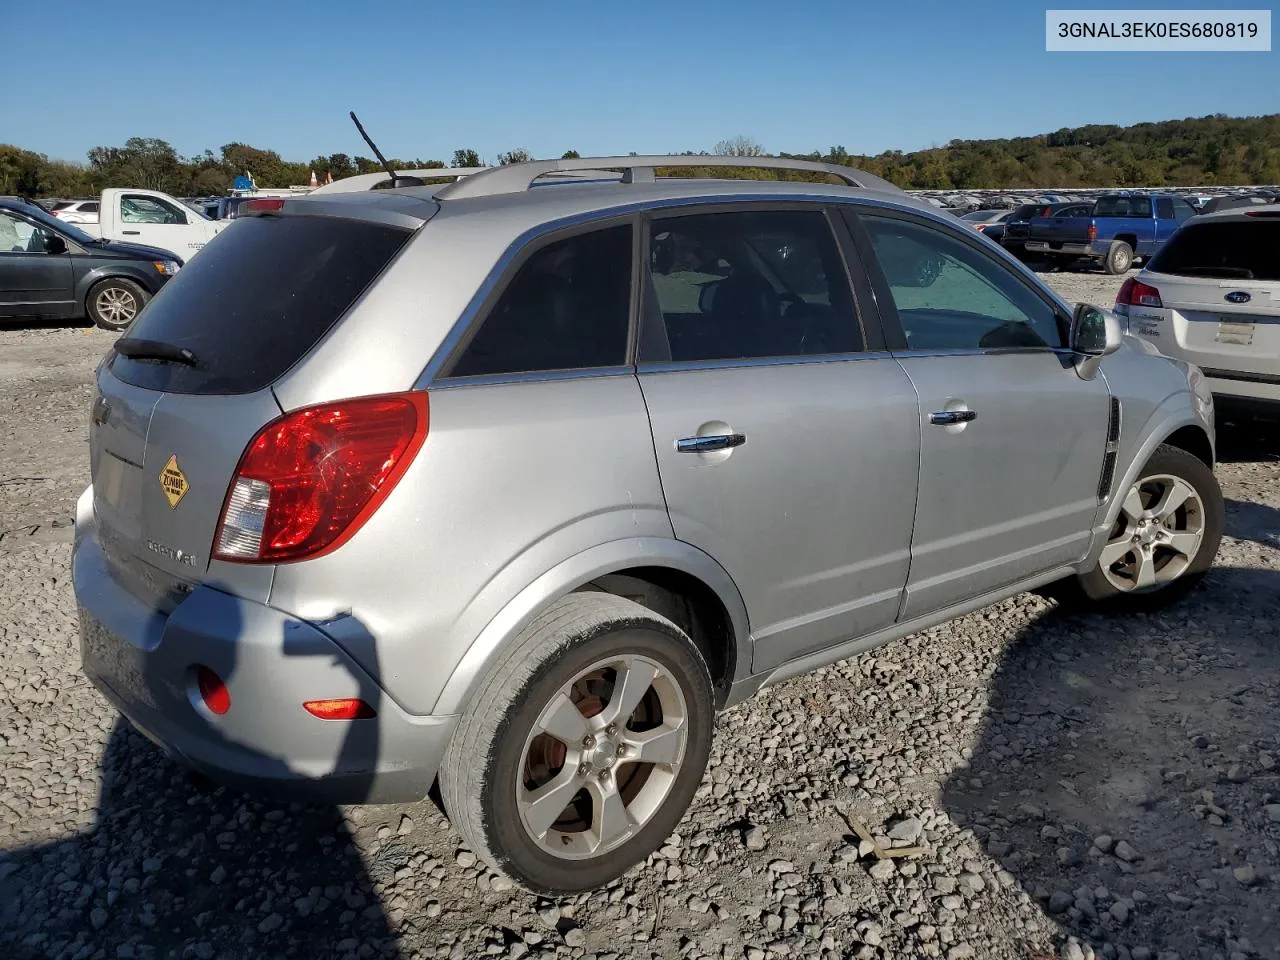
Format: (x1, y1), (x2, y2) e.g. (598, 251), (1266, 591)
(449, 224), (633, 378)
(0, 211), (51, 253)
(860, 214), (1065, 351)
(644, 209), (860, 362)
(120, 195), (187, 225)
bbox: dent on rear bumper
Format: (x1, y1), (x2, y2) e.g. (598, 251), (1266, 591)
(73, 530), (455, 804)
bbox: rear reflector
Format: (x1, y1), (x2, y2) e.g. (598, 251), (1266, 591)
(196, 666), (231, 715)
(304, 698), (377, 720)
(213, 392), (429, 564)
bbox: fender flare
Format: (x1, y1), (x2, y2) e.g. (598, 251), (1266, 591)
(76, 267), (158, 312)
(431, 537), (751, 716)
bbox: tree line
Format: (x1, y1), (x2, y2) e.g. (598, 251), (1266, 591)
(2, 113), (1277, 199)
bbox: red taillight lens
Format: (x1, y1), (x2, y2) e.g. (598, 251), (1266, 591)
(1087, 224), (1098, 241)
(1115, 278), (1162, 315)
(213, 392), (428, 563)
(1244, 209), (1280, 217)
(197, 666), (231, 715)
(241, 197), (286, 215)
(304, 698), (377, 720)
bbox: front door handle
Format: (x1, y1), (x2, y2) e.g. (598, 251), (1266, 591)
(677, 433), (746, 453)
(121, 230), (141, 235)
(929, 410), (977, 426)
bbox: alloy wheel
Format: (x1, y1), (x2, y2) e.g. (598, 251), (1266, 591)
(96, 287), (138, 325)
(517, 654), (688, 860)
(1100, 474), (1205, 593)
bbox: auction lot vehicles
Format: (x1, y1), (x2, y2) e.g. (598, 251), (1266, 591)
(1117, 207), (1280, 415)
(74, 156), (1222, 894)
(1024, 192), (1198, 274)
(77, 187), (230, 260)
(1000, 201), (1091, 258)
(48, 199), (101, 225)
(0, 197), (181, 328)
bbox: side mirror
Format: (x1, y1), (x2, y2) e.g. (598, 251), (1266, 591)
(1070, 302), (1122, 380)
(44, 234), (67, 255)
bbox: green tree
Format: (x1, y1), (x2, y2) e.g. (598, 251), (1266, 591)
(88, 137), (184, 192)
(714, 136), (763, 157)
(561, 150), (580, 159)
(452, 149), (482, 168)
(497, 148), (533, 165)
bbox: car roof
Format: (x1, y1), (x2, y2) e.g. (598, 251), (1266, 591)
(1185, 206), (1280, 223)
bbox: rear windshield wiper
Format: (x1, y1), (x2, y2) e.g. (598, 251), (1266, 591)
(1173, 266), (1255, 279)
(113, 338), (199, 366)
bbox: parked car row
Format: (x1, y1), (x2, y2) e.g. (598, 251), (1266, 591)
(72, 154), (1228, 897)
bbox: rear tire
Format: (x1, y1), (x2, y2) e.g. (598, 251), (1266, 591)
(1104, 241), (1134, 275)
(1076, 444), (1223, 611)
(87, 278), (148, 331)
(439, 593), (714, 895)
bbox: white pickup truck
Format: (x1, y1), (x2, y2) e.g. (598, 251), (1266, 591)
(78, 188), (230, 260)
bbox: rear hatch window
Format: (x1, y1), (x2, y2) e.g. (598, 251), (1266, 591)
(1148, 220), (1280, 281)
(110, 215), (412, 395)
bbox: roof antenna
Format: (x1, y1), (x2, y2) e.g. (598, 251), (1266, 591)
(350, 111), (399, 188)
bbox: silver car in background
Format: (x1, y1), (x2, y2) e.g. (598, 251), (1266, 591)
(74, 155), (1223, 894)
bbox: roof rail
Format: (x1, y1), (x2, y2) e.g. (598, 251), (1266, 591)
(310, 167), (490, 195)
(434, 155), (900, 201)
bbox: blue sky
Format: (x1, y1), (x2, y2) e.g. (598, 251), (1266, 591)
(7, 0), (1276, 165)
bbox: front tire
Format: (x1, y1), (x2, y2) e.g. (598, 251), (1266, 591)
(87, 278), (148, 331)
(1077, 444), (1223, 609)
(439, 593), (714, 895)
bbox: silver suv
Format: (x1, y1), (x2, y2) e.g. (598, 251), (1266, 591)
(74, 156), (1223, 894)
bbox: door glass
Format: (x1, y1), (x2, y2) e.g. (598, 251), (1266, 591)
(1156, 198), (1175, 219)
(0, 212), (50, 253)
(861, 214), (1065, 351)
(643, 209), (860, 362)
(1173, 199), (1197, 222)
(448, 224), (632, 377)
(120, 195), (187, 225)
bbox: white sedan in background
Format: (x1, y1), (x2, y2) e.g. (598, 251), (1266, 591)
(1116, 207), (1280, 416)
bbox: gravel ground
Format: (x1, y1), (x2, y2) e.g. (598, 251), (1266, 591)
(2, 271), (1278, 960)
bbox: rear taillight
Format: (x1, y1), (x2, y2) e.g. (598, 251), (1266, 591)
(1087, 224), (1098, 241)
(213, 392), (428, 563)
(1115, 278), (1162, 316)
(974, 224), (987, 232)
(241, 197), (286, 215)
(1244, 209), (1280, 217)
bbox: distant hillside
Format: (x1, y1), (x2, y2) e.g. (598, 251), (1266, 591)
(786, 114), (1280, 190)
(3, 113), (1278, 197)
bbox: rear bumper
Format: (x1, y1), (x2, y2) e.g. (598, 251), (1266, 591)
(1205, 370), (1280, 406)
(74, 526), (456, 804)
(1024, 240), (1110, 258)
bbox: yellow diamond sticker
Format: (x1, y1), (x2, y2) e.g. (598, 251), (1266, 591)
(159, 454), (189, 509)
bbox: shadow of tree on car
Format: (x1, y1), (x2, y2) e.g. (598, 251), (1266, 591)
(942, 570), (1280, 959)
(0, 606), (405, 960)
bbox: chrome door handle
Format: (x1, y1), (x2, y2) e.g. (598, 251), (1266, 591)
(929, 410), (976, 426)
(677, 433), (746, 453)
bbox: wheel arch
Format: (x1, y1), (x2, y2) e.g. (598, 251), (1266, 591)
(77, 267), (155, 313)
(431, 538), (751, 716)
(1102, 409), (1213, 532)
(1113, 233), (1139, 252)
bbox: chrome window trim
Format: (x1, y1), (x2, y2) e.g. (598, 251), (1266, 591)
(428, 365), (635, 391)
(637, 350), (893, 374)
(417, 191), (1077, 389)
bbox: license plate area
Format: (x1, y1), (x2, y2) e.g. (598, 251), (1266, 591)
(1216, 317), (1256, 345)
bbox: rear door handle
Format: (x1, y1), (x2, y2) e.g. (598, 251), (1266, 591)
(929, 410), (976, 426)
(677, 434), (746, 453)
(122, 230), (140, 235)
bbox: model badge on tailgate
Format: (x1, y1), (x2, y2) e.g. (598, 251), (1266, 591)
(158, 455), (190, 509)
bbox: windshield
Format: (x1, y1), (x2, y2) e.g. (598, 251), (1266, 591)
(1148, 220), (1279, 281)
(23, 204), (99, 245)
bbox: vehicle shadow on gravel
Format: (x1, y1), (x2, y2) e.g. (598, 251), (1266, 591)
(0, 610), (403, 960)
(942, 571), (1280, 960)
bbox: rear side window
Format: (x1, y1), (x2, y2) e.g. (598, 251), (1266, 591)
(1095, 196), (1152, 218)
(82, 201), (100, 214)
(1156, 198), (1174, 219)
(448, 224), (632, 378)
(643, 209), (860, 362)
(111, 215), (411, 395)
(1148, 220), (1280, 281)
